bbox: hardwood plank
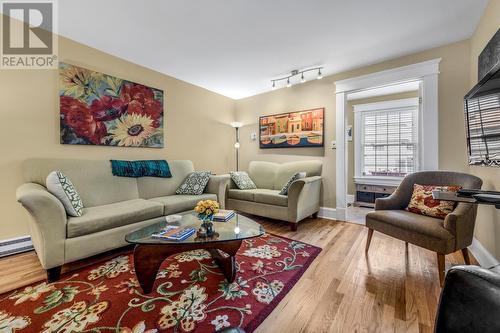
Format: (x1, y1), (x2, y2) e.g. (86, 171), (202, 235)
(0, 217), (479, 332)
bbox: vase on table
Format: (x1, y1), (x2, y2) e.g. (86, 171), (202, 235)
(198, 214), (215, 236)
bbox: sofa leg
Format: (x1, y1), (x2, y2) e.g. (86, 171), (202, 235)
(311, 212), (318, 219)
(461, 248), (471, 265)
(47, 266), (62, 283)
(290, 223), (298, 231)
(365, 228), (374, 253)
(437, 253), (445, 287)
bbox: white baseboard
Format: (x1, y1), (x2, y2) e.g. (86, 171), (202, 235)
(0, 236), (33, 258)
(318, 207), (337, 220)
(347, 195), (355, 204)
(469, 237), (499, 268)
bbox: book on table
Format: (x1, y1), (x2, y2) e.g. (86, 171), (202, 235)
(152, 226), (196, 241)
(213, 210), (235, 222)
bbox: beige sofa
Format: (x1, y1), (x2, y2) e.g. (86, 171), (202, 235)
(226, 160), (322, 230)
(16, 158), (229, 281)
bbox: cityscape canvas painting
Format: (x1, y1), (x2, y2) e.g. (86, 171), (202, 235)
(59, 63), (164, 148)
(259, 108), (324, 148)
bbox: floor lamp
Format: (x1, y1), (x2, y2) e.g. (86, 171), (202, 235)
(230, 122), (242, 171)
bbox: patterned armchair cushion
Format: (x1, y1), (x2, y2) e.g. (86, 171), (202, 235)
(46, 171), (84, 217)
(406, 184), (461, 219)
(175, 171), (211, 195)
(279, 172), (306, 195)
(230, 171), (257, 190)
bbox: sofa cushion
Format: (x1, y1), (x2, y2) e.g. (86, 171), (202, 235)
(137, 160), (195, 199)
(228, 188), (287, 207)
(253, 189), (288, 207)
(176, 171), (211, 195)
(67, 199), (164, 238)
(228, 189), (256, 201)
(230, 171), (257, 189)
(150, 193), (217, 215)
(46, 171), (84, 217)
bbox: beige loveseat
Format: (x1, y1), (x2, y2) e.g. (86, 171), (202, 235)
(16, 158), (229, 281)
(226, 160), (322, 230)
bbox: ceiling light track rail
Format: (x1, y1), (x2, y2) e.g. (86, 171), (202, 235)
(271, 67), (323, 89)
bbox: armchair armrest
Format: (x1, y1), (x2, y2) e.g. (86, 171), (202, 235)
(375, 191), (408, 211)
(444, 202), (477, 250)
(288, 176), (322, 222)
(205, 174), (230, 209)
(16, 183), (67, 269)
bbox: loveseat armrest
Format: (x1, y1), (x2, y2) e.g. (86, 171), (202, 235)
(16, 183), (67, 269)
(205, 174), (230, 209)
(288, 176), (322, 222)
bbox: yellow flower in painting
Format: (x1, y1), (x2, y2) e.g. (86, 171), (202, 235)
(59, 64), (102, 99)
(109, 114), (155, 147)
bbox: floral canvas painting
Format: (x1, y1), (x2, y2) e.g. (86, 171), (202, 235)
(59, 63), (164, 148)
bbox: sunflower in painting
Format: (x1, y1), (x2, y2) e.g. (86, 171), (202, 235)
(109, 114), (156, 147)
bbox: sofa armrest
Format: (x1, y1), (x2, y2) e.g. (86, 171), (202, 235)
(16, 183), (67, 269)
(288, 176), (322, 222)
(435, 265), (500, 333)
(205, 174), (230, 209)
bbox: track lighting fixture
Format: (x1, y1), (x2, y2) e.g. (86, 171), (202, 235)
(270, 66), (324, 90)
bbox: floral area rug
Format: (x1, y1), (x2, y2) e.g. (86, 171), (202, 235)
(0, 233), (320, 333)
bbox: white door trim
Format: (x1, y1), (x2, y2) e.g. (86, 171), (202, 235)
(334, 59), (441, 220)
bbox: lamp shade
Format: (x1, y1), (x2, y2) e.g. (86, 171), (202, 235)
(230, 122), (243, 128)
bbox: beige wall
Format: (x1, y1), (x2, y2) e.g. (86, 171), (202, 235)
(0, 34), (236, 239)
(347, 91), (419, 195)
(468, 0), (500, 260)
(236, 40), (471, 209)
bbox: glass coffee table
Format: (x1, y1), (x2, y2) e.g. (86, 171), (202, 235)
(126, 212), (264, 294)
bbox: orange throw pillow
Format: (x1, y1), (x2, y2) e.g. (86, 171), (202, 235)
(406, 184), (461, 219)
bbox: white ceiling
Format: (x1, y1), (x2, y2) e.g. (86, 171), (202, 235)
(56, 0), (488, 99)
(347, 81), (420, 101)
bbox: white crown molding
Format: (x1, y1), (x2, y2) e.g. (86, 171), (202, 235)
(334, 58), (441, 93)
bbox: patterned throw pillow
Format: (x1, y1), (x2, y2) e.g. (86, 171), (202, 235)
(46, 171), (84, 217)
(230, 171), (257, 190)
(406, 184), (461, 219)
(110, 160), (172, 178)
(176, 171), (211, 195)
(279, 172), (307, 195)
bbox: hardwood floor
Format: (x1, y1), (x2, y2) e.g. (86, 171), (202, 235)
(0, 217), (476, 332)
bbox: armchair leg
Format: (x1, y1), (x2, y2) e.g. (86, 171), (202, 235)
(47, 266), (62, 283)
(365, 228), (374, 253)
(437, 253), (445, 287)
(461, 248), (471, 265)
(290, 223), (298, 232)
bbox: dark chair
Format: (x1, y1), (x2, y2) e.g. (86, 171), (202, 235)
(434, 265), (500, 333)
(365, 171), (482, 286)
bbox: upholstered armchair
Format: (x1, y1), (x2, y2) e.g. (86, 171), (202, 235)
(364, 171), (482, 286)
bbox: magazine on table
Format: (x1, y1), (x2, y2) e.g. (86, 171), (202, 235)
(152, 225), (195, 241)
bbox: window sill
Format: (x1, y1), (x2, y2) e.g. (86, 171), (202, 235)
(354, 176), (402, 187)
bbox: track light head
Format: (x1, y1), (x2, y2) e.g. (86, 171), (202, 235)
(317, 68), (323, 80)
(286, 78), (291, 88)
(301, 73), (306, 83)
(271, 81), (276, 90)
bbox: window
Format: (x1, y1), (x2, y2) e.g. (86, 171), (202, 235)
(465, 93), (500, 166)
(354, 98), (419, 182)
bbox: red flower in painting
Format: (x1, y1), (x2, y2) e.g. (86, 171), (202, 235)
(89, 95), (127, 121)
(61, 96), (107, 144)
(120, 83), (162, 127)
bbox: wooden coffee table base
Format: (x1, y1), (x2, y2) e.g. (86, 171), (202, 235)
(133, 239), (243, 294)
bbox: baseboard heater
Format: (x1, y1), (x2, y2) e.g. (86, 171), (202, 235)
(0, 236), (34, 258)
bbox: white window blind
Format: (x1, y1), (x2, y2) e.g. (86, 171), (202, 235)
(465, 93), (500, 166)
(360, 107), (418, 177)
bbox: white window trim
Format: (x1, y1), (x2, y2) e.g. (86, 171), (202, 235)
(334, 58), (440, 221)
(353, 98), (419, 187)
